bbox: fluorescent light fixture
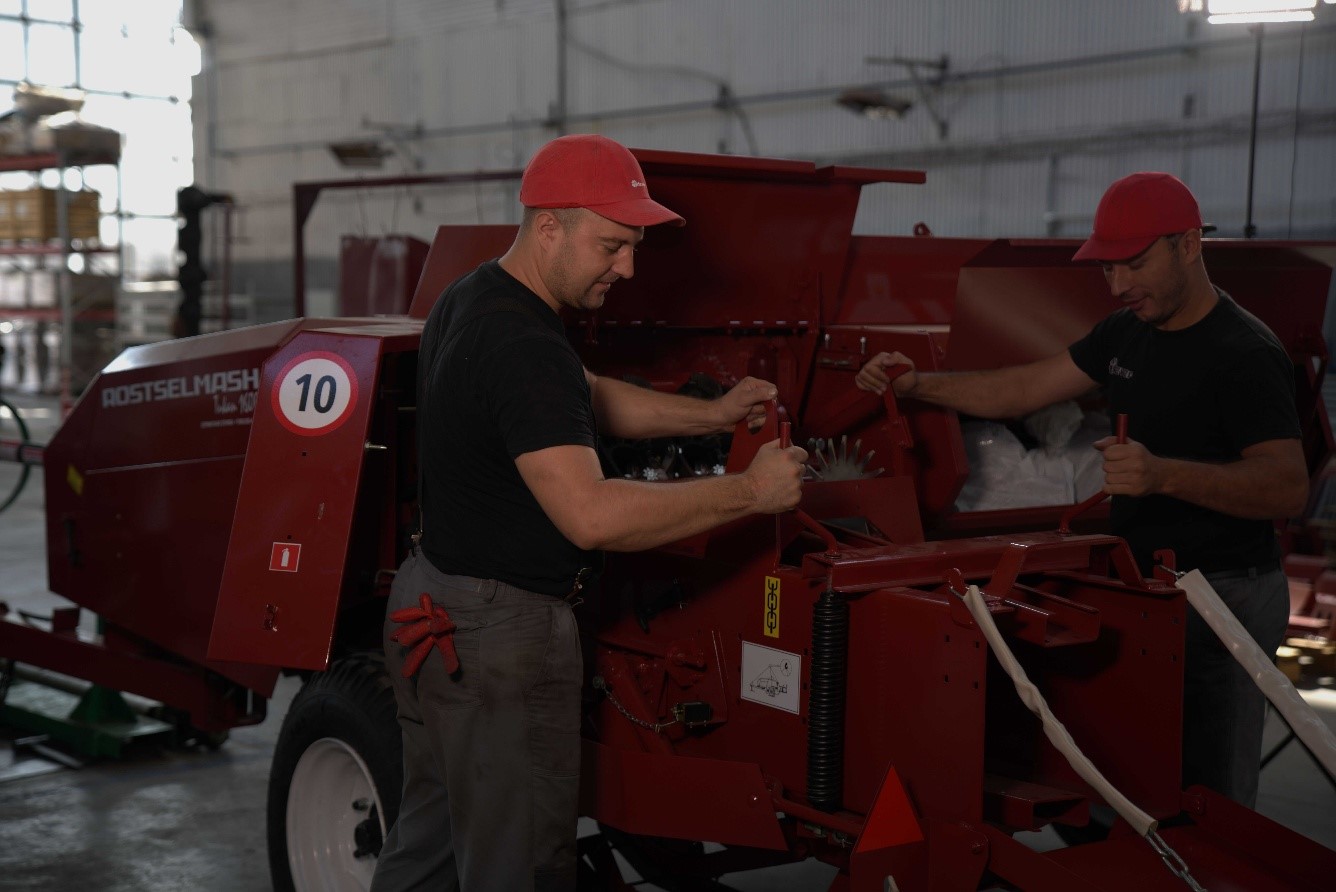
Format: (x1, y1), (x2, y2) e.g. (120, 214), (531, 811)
(1208, 0), (1313, 11)
(1182, 0), (1327, 19)
(1209, 9), (1315, 19)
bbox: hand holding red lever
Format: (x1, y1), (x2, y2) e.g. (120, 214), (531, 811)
(1057, 413), (1127, 535)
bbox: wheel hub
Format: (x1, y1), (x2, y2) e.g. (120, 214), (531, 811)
(286, 737), (386, 891)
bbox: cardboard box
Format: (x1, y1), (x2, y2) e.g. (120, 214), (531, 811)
(0, 191), (14, 240)
(9, 188), (101, 242)
(1286, 636), (1336, 676)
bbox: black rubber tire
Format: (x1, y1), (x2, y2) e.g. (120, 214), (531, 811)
(0, 396), (33, 514)
(267, 653), (403, 892)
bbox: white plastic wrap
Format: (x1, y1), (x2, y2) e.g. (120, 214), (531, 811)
(1177, 570), (1336, 780)
(1023, 400), (1084, 452)
(954, 406), (1110, 511)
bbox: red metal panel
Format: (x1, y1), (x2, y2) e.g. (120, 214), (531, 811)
(590, 555), (821, 802)
(41, 323), (303, 694)
(843, 588), (989, 822)
(407, 157), (922, 333)
(407, 225), (515, 318)
(946, 255), (1112, 372)
(985, 576), (1185, 821)
(835, 235), (990, 327)
(581, 740), (788, 850)
(588, 173), (856, 330)
(209, 329), (386, 670)
(803, 533), (1145, 593)
(338, 235), (431, 317)
(1200, 242), (1334, 349)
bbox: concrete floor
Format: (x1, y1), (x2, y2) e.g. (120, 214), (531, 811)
(2, 391), (1335, 891)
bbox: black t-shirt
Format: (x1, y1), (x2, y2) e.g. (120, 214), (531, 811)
(417, 260), (599, 596)
(1067, 290), (1300, 574)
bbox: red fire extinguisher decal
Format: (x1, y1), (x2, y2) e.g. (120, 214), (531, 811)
(269, 542), (302, 573)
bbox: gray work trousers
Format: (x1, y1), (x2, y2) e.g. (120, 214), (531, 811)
(370, 551), (583, 892)
(1182, 565), (1289, 809)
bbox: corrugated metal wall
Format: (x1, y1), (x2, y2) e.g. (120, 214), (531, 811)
(189, 0), (1336, 318)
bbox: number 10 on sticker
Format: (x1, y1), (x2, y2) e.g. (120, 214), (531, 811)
(272, 351), (359, 436)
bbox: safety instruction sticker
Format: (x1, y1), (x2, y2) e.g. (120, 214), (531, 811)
(763, 575), (781, 638)
(270, 542), (301, 573)
(271, 351), (358, 437)
(740, 641), (801, 714)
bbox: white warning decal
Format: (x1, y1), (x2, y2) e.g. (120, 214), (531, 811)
(272, 351), (358, 437)
(740, 641), (801, 714)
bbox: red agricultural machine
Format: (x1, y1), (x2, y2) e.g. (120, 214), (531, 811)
(3, 148), (1336, 891)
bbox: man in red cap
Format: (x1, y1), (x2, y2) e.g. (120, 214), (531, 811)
(372, 134), (807, 891)
(854, 172), (1306, 810)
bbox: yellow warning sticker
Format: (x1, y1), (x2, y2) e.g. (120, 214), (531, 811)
(66, 464), (84, 496)
(763, 575), (781, 638)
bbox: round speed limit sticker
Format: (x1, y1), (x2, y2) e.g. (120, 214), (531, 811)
(271, 351), (359, 437)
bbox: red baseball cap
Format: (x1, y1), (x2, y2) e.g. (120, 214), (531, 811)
(519, 134), (685, 227)
(1073, 172), (1203, 262)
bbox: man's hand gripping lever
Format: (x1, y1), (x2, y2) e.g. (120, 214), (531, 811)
(779, 419), (839, 557)
(389, 593), (461, 678)
(1057, 413), (1128, 535)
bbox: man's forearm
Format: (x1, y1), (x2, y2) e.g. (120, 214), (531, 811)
(591, 375), (725, 438)
(580, 474), (757, 551)
(910, 368), (1034, 419)
(1154, 453), (1309, 520)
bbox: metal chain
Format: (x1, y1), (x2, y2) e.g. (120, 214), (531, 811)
(592, 675), (678, 734)
(1147, 830), (1208, 892)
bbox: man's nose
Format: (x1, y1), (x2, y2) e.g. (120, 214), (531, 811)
(613, 248), (635, 280)
(1106, 263), (1131, 295)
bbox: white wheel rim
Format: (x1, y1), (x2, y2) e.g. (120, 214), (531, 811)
(286, 737), (386, 891)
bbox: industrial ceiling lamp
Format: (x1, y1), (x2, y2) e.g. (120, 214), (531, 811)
(1178, 0), (1330, 236)
(836, 88), (914, 120)
(327, 141), (394, 169)
(1178, 0), (1333, 23)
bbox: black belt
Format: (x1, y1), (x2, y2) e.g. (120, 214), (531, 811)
(1199, 559), (1281, 580)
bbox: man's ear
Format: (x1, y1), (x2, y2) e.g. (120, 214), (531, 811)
(531, 209), (564, 250)
(1180, 228), (1204, 263)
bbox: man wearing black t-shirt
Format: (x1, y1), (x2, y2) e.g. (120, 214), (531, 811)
(372, 135), (808, 892)
(854, 172), (1308, 810)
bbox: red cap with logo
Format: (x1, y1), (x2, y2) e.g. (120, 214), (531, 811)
(1072, 172), (1203, 262)
(519, 134), (685, 227)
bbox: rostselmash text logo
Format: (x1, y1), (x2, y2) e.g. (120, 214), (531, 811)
(1108, 358), (1134, 380)
(101, 367), (262, 408)
(630, 179), (645, 189)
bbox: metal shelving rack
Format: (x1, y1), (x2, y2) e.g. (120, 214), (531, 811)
(0, 148), (123, 411)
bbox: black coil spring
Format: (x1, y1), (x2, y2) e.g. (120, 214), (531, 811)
(806, 588), (848, 812)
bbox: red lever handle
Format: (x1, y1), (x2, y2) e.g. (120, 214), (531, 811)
(775, 419), (840, 564)
(1057, 412), (1128, 535)
(878, 363), (915, 476)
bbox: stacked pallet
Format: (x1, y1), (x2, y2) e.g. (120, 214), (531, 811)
(0, 188), (101, 242)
